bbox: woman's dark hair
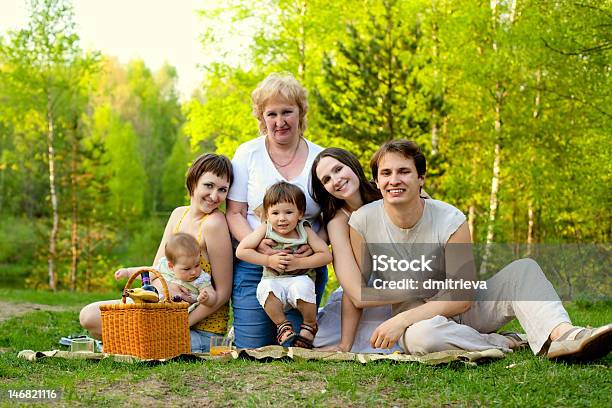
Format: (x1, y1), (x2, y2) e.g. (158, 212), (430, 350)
(310, 148), (381, 226)
(186, 153), (233, 196)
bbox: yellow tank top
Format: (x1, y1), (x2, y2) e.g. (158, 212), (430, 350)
(174, 207), (229, 334)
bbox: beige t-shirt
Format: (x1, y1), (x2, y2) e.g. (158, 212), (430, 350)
(349, 199), (466, 314)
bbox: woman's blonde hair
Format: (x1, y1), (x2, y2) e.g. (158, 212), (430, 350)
(251, 72), (308, 137)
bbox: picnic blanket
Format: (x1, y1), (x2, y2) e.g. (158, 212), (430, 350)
(17, 346), (504, 366)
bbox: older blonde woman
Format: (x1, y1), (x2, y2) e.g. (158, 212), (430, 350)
(226, 73), (328, 348)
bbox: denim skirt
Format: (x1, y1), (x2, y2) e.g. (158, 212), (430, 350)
(232, 260), (328, 348)
(190, 329), (216, 353)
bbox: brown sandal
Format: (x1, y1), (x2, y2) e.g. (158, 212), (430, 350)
(293, 322), (318, 349)
(276, 320), (297, 347)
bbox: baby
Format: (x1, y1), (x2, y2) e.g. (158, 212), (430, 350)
(236, 181), (332, 348)
(116, 232), (216, 326)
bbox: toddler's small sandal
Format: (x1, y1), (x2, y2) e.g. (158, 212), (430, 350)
(276, 320), (297, 347)
(293, 323), (318, 349)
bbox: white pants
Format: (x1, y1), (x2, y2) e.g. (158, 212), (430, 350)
(400, 258), (571, 355)
(256, 275), (316, 310)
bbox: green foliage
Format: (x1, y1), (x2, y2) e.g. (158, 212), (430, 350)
(183, 67), (259, 158)
(114, 216), (167, 268)
(0, 216), (40, 265)
(124, 60), (183, 214)
(0, 216), (45, 288)
(161, 132), (190, 210)
(1, 0), (185, 290)
(316, 2), (432, 151)
(91, 105), (147, 217)
(0, 0), (610, 290)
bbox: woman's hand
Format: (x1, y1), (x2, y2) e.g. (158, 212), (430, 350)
(257, 238), (282, 255)
(293, 244), (313, 258)
(316, 343), (352, 352)
(284, 254), (303, 272)
(370, 314), (408, 349)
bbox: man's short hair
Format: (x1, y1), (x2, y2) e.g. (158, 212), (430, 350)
(370, 139), (426, 180)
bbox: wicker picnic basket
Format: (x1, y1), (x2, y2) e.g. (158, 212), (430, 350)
(100, 268), (190, 359)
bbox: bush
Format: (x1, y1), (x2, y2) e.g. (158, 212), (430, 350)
(0, 215), (42, 264)
(113, 216), (167, 267)
(0, 215), (46, 288)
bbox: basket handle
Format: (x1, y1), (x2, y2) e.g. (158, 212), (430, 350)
(121, 267), (170, 304)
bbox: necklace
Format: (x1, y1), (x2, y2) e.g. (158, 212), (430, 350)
(266, 137), (302, 168)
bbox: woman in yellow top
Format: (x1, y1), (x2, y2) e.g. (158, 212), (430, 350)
(79, 153), (234, 353)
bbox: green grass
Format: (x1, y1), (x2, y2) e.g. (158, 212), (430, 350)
(0, 288), (116, 306)
(0, 291), (610, 407)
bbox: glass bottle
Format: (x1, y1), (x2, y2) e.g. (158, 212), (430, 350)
(140, 271), (159, 295)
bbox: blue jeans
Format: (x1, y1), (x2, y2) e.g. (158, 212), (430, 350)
(190, 329), (216, 353)
(232, 260), (328, 348)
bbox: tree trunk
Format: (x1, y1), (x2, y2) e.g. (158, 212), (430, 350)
(46, 92), (58, 291)
(468, 204), (476, 242)
(297, 0), (307, 81)
(85, 219), (91, 292)
(431, 121), (439, 156)
(430, 1), (440, 155)
(385, 0), (395, 139)
(512, 201), (519, 256)
(480, 140), (501, 276)
(526, 68), (541, 256)
(527, 200), (535, 249)
(0, 156), (4, 211)
(480, 0), (515, 276)
(69, 117), (79, 291)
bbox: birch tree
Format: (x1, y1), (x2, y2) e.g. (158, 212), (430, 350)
(0, 0), (87, 290)
(479, 0), (519, 276)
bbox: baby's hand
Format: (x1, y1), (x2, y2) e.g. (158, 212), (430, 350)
(198, 287), (217, 306)
(170, 284), (195, 303)
(267, 253), (291, 273)
(114, 268), (131, 281)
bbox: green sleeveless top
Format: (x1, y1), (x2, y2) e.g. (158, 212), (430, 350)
(261, 219), (316, 280)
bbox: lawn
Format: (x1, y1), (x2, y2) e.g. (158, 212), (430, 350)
(0, 289), (610, 407)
